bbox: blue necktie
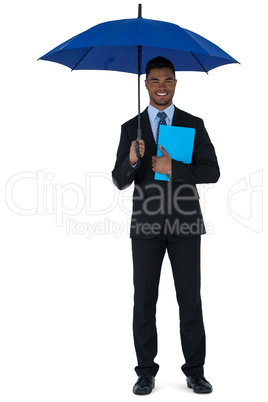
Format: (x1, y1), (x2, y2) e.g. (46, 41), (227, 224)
(156, 111), (167, 145)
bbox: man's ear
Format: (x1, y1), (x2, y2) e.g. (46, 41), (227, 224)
(144, 80), (148, 90)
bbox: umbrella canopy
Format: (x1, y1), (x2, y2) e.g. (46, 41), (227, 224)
(39, 12), (238, 74)
(39, 4), (239, 155)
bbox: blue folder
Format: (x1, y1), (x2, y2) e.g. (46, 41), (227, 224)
(154, 125), (195, 181)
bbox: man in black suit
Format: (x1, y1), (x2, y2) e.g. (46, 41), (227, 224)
(112, 57), (220, 395)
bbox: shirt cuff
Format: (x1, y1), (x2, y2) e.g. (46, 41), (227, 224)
(131, 159), (141, 169)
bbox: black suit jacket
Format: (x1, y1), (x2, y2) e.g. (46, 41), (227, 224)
(112, 106), (220, 239)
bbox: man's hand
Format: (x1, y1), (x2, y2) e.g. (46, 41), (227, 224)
(152, 145), (172, 174)
(129, 139), (145, 165)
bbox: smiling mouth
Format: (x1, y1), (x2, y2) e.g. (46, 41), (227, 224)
(156, 92), (168, 96)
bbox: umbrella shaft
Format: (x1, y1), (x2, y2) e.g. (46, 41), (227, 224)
(138, 4), (142, 18)
(137, 72), (141, 137)
(137, 45), (142, 138)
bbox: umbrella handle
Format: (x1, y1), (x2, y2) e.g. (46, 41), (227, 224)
(135, 127), (142, 158)
(135, 140), (141, 158)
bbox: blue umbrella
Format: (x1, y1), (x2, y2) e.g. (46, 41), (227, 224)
(39, 4), (238, 155)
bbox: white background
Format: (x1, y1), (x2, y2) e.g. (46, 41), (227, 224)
(1, 0), (267, 401)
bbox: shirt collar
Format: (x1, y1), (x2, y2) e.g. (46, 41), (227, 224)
(148, 103), (175, 123)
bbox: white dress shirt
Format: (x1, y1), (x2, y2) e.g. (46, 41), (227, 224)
(147, 103), (175, 143)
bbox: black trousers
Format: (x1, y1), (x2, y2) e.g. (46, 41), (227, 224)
(132, 230), (206, 377)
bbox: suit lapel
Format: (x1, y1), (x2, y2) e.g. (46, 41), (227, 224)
(141, 108), (157, 155)
(172, 106), (183, 127)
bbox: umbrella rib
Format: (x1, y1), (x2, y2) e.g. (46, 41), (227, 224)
(71, 47), (94, 71)
(190, 52), (209, 74)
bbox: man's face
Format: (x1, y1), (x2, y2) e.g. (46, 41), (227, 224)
(145, 67), (177, 110)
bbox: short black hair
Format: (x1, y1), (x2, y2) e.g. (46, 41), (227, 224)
(145, 56), (175, 79)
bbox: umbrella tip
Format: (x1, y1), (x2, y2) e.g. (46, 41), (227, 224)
(138, 4), (142, 18)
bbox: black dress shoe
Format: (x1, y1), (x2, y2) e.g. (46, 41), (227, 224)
(133, 374), (155, 395)
(187, 375), (213, 394)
